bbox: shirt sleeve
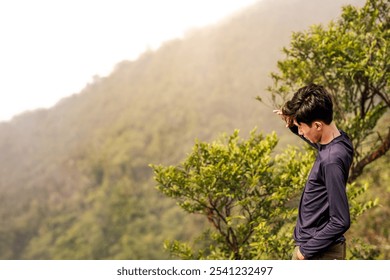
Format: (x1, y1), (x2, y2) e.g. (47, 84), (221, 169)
(299, 161), (350, 258)
(288, 126), (318, 149)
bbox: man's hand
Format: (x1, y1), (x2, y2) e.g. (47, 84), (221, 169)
(273, 109), (293, 127)
(297, 247), (305, 260)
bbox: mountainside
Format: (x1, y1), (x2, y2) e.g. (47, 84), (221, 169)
(0, 0), (370, 259)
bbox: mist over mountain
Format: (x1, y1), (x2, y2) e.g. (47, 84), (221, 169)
(0, 0), (369, 259)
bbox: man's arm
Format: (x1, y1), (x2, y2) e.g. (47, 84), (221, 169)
(288, 125), (318, 149)
(299, 161), (350, 258)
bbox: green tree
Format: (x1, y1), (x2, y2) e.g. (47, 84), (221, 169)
(266, 0), (389, 182)
(152, 130), (312, 259)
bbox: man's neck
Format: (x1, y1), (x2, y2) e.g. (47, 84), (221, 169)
(320, 122), (341, 145)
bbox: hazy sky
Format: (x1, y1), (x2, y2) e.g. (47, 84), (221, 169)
(0, 0), (259, 122)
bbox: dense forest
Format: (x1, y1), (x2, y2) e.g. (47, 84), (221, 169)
(0, 0), (388, 259)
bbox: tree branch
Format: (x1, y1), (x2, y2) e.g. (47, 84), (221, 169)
(372, 86), (390, 108)
(349, 127), (390, 183)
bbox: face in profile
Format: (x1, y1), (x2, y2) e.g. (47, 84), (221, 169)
(294, 120), (322, 144)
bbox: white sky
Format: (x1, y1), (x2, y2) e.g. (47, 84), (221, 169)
(0, 0), (259, 122)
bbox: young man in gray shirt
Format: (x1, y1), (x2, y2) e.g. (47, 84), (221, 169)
(274, 84), (354, 260)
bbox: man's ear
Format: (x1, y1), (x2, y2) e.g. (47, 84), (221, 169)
(314, 121), (322, 130)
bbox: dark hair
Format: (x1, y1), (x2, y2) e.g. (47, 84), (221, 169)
(282, 83), (333, 126)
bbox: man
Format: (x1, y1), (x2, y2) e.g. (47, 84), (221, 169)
(274, 83), (354, 260)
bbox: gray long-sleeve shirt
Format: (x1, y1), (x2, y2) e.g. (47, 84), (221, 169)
(291, 127), (353, 259)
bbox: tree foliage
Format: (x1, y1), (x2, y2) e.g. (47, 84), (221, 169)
(267, 0), (389, 182)
(152, 130), (313, 259)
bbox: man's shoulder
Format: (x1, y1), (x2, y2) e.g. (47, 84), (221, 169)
(321, 138), (353, 166)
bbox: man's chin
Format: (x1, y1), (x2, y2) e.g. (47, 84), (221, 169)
(305, 137), (314, 144)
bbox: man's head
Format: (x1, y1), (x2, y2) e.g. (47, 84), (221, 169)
(282, 84), (334, 143)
